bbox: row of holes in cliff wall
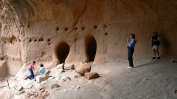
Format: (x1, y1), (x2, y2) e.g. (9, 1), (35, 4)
(25, 17), (177, 66)
(23, 16), (110, 64)
(24, 24), (103, 64)
(0, 37), (23, 76)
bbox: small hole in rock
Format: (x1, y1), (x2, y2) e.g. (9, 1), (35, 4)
(34, 39), (37, 42)
(48, 42), (51, 45)
(38, 38), (43, 42)
(27, 22), (30, 28)
(65, 28), (68, 31)
(48, 39), (50, 42)
(94, 25), (97, 29)
(75, 27), (78, 30)
(82, 27), (85, 30)
(103, 24), (107, 28)
(0, 58), (4, 60)
(29, 39), (32, 42)
(56, 27), (59, 31)
(105, 32), (108, 36)
(10, 40), (12, 44)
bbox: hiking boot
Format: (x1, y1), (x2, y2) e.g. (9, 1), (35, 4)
(24, 77), (29, 80)
(152, 57), (156, 59)
(127, 66), (133, 69)
(157, 57), (161, 59)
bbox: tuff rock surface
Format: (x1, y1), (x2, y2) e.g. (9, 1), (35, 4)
(0, 0), (177, 76)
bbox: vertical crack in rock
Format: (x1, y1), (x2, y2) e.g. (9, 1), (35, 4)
(12, 18), (21, 36)
(69, 0), (87, 34)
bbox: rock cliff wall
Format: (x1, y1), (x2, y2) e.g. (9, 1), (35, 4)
(0, 0), (177, 75)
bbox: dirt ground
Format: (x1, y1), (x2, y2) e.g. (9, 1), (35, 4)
(0, 56), (177, 99)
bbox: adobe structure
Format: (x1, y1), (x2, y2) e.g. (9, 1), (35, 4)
(0, 0), (177, 75)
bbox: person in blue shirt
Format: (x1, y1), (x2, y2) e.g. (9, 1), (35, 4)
(34, 64), (46, 81)
(39, 64), (45, 74)
(127, 34), (136, 68)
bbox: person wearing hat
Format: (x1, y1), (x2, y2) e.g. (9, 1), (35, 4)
(151, 32), (160, 59)
(127, 34), (136, 68)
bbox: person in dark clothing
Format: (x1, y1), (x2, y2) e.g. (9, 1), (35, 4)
(151, 32), (160, 59)
(127, 34), (136, 68)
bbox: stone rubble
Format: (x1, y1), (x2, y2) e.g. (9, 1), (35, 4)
(17, 86), (23, 91)
(75, 63), (91, 75)
(174, 90), (177, 95)
(26, 91), (38, 98)
(16, 90), (25, 95)
(49, 68), (64, 78)
(0, 61), (99, 99)
(71, 64), (75, 70)
(170, 58), (176, 63)
(84, 72), (99, 80)
(51, 84), (60, 89)
(74, 75), (80, 79)
(25, 85), (33, 89)
(35, 70), (51, 83)
(60, 76), (71, 82)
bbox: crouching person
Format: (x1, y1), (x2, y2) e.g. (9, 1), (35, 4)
(35, 64), (49, 83)
(35, 64), (46, 76)
(39, 64), (45, 75)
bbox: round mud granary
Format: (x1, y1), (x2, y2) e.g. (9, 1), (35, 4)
(56, 42), (70, 63)
(85, 35), (97, 62)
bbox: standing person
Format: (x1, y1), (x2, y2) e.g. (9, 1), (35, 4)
(39, 64), (46, 74)
(151, 32), (160, 59)
(127, 34), (136, 69)
(28, 61), (35, 79)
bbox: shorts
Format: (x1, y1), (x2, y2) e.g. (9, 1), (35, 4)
(152, 45), (159, 50)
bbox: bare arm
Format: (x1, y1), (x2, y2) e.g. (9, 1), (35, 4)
(32, 66), (35, 71)
(127, 38), (129, 44)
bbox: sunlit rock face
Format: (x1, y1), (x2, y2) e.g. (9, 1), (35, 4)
(0, 0), (177, 75)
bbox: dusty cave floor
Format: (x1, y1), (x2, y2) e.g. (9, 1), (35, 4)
(1, 56), (177, 99)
